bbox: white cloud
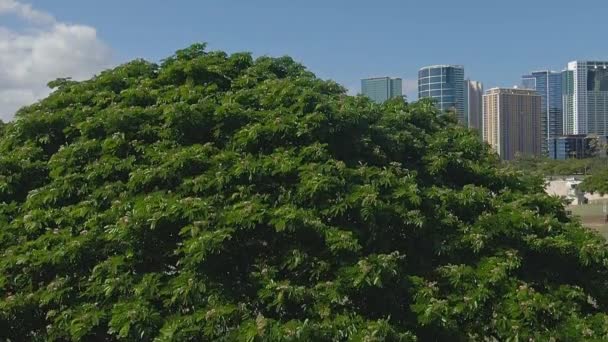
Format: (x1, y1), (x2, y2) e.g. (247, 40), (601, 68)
(0, 0), (55, 25)
(0, 0), (112, 121)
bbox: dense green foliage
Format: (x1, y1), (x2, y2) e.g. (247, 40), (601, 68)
(507, 154), (607, 177)
(2, 44), (608, 340)
(581, 169), (608, 195)
(509, 155), (608, 196)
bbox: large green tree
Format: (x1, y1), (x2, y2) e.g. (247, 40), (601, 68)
(2, 44), (608, 341)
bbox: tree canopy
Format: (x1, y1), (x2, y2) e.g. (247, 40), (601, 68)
(507, 154), (607, 178)
(580, 168), (608, 195)
(2, 44), (608, 341)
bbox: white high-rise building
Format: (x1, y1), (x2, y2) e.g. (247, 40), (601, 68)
(563, 61), (608, 135)
(464, 80), (483, 133)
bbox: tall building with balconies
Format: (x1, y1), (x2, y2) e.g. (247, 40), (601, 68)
(418, 65), (465, 124)
(563, 61), (608, 135)
(361, 77), (403, 103)
(483, 88), (542, 160)
(521, 71), (563, 155)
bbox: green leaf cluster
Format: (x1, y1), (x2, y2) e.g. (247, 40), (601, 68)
(581, 168), (608, 195)
(1, 44), (608, 340)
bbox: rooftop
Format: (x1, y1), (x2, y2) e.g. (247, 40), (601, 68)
(419, 64), (464, 70)
(484, 87), (539, 95)
(361, 76), (402, 81)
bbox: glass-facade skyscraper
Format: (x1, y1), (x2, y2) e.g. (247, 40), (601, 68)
(563, 61), (608, 135)
(521, 71), (563, 156)
(361, 77), (403, 104)
(418, 65), (465, 124)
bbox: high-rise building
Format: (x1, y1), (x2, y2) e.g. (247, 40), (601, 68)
(521, 71), (563, 155)
(418, 65), (465, 124)
(483, 88), (542, 160)
(563, 61), (608, 135)
(548, 134), (602, 160)
(361, 77), (403, 103)
(464, 79), (483, 133)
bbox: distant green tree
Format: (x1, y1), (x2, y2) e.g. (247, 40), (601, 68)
(1, 44), (608, 341)
(582, 136), (608, 194)
(508, 154), (607, 178)
(587, 134), (608, 159)
(580, 169), (608, 195)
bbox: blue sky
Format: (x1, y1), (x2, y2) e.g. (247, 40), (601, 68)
(2, 0), (608, 119)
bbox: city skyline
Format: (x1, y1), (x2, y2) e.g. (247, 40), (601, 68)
(361, 60), (608, 161)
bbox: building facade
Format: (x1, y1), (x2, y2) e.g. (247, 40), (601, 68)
(361, 77), (403, 104)
(563, 61), (608, 135)
(464, 79), (483, 134)
(521, 71), (563, 155)
(418, 65), (465, 124)
(548, 135), (593, 160)
(483, 88), (542, 160)
(548, 134), (608, 160)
